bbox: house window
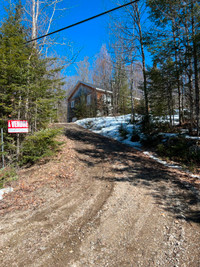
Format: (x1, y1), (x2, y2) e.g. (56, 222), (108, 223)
(71, 100), (75, 108)
(87, 94), (91, 105)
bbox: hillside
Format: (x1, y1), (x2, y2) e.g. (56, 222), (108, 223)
(76, 114), (200, 177)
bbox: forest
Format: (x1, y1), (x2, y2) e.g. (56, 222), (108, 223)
(69, 0), (199, 134)
(0, 0), (199, 169)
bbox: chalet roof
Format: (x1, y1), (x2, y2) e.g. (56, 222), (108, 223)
(67, 81), (113, 101)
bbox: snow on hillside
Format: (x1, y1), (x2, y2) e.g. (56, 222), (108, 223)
(76, 114), (200, 179)
(76, 114), (142, 150)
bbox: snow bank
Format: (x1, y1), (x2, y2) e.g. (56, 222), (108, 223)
(76, 114), (200, 179)
(76, 115), (142, 150)
(143, 151), (182, 169)
(0, 187), (13, 200)
(185, 135), (200, 140)
(143, 151), (200, 179)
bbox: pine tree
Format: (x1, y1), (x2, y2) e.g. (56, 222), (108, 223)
(0, 2), (65, 166)
(147, 60), (176, 125)
(0, 2), (31, 159)
(147, 0), (200, 134)
(113, 59), (131, 115)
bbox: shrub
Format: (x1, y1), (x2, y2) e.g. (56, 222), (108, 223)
(188, 144), (200, 163)
(85, 121), (94, 129)
(131, 133), (140, 142)
(0, 166), (17, 188)
(154, 121), (172, 133)
(140, 115), (152, 134)
(118, 124), (129, 140)
(141, 133), (163, 148)
(135, 99), (145, 115)
(165, 136), (190, 160)
(156, 136), (200, 165)
(156, 143), (166, 156)
(140, 115), (172, 135)
(131, 128), (140, 142)
(20, 128), (63, 166)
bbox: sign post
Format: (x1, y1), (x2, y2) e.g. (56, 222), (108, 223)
(8, 120), (29, 161)
(1, 128), (4, 169)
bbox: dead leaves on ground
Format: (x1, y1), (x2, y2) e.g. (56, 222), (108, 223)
(0, 136), (76, 216)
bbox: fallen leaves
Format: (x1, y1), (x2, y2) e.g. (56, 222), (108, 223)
(0, 135), (76, 216)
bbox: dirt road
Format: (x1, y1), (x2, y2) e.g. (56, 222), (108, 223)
(0, 124), (200, 266)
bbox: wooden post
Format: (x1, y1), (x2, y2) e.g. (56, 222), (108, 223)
(16, 133), (20, 161)
(1, 128), (5, 169)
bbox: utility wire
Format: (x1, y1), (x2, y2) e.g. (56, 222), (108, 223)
(26, 0), (139, 44)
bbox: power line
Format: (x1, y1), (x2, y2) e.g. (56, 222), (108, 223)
(26, 0), (139, 44)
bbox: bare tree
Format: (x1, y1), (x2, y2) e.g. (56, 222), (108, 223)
(24, 0), (69, 53)
(75, 57), (91, 83)
(92, 44), (113, 90)
(110, 0), (149, 118)
(127, 61), (143, 122)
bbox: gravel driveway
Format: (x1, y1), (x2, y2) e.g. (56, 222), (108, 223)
(0, 124), (199, 267)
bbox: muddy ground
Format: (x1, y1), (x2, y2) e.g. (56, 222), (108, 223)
(0, 123), (200, 267)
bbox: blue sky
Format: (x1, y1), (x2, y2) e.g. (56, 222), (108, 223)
(0, 0), (151, 77)
(53, 0), (152, 77)
(52, 0), (116, 76)
(0, 0), (115, 73)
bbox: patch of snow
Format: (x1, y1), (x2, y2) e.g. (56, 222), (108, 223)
(156, 115), (179, 125)
(143, 151), (200, 179)
(185, 135), (200, 140)
(76, 115), (142, 150)
(180, 129), (188, 133)
(143, 152), (182, 169)
(0, 187), (13, 200)
(190, 173), (200, 179)
(76, 114), (200, 179)
(159, 132), (200, 141)
(159, 133), (178, 138)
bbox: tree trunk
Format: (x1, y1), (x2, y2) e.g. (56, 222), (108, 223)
(184, 10), (194, 133)
(191, 0), (199, 135)
(31, 0), (39, 47)
(188, 67), (194, 132)
(17, 95), (22, 160)
(34, 103), (37, 131)
(172, 23), (182, 125)
(130, 63), (135, 123)
(135, 3), (149, 118)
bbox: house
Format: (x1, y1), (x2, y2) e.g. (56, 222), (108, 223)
(67, 81), (113, 122)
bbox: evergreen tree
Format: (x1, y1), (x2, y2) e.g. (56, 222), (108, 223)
(0, 2), (31, 159)
(147, 60), (176, 125)
(0, 2), (65, 166)
(147, 0), (200, 134)
(113, 59), (131, 115)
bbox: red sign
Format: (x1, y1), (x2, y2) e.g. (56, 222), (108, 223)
(8, 120), (29, 133)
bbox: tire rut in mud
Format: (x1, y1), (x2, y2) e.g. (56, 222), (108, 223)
(0, 123), (199, 267)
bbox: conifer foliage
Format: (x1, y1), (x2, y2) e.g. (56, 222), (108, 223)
(146, 0), (200, 133)
(0, 3), (64, 166)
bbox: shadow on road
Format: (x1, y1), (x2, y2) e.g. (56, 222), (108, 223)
(65, 124), (200, 224)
